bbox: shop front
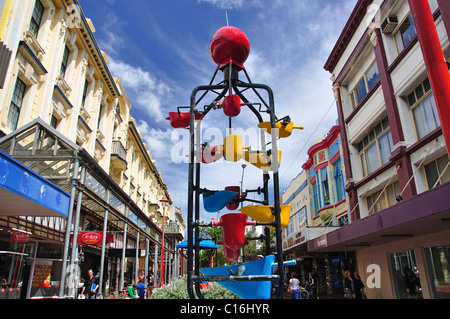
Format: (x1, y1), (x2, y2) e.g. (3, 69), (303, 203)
(0, 146), (71, 299)
(0, 120), (173, 299)
(283, 225), (357, 297)
(308, 181), (450, 299)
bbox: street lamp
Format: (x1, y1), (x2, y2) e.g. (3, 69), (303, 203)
(240, 164), (247, 208)
(159, 196), (170, 287)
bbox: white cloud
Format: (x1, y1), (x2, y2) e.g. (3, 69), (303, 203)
(108, 58), (170, 122)
(197, 0), (262, 10)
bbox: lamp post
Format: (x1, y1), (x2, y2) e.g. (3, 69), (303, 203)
(239, 164), (247, 208)
(159, 196), (170, 287)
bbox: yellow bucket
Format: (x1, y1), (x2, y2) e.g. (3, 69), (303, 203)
(258, 121), (304, 138)
(239, 205), (291, 230)
(243, 150), (282, 171)
(223, 134), (243, 162)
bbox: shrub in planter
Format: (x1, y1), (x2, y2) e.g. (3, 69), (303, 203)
(151, 275), (240, 299)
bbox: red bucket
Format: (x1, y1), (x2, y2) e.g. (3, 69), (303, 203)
(220, 213), (247, 250)
(223, 246), (241, 262)
(166, 112), (204, 128)
(225, 186), (241, 211)
(223, 94), (242, 117)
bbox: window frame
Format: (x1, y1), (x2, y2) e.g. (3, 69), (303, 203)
(408, 78), (441, 140)
(60, 45), (70, 78)
(29, 0), (44, 39)
(365, 180), (400, 215)
(7, 78), (27, 131)
(349, 60), (380, 109)
(393, 13), (417, 55)
(423, 153), (450, 190)
(358, 118), (393, 177)
(333, 157), (346, 202)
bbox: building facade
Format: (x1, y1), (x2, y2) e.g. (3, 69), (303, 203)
(282, 126), (354, 296)
(0, 0), (184, 299)
(311, 0), (450, 299)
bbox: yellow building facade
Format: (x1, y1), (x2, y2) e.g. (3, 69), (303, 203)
(0, 0), (184, 299)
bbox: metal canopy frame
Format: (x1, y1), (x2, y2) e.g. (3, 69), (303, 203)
(0, 118), (174, 298)
(186, 63), (285, 299)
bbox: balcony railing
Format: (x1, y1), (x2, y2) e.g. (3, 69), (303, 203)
(111, 140), (127, 170)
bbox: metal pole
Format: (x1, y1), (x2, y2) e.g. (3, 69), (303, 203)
(135, 231), (140, 284)
(70, 164), (86, 298)
(26, 241), (38, 299)
(408, 0), (450, 153)
(160, 206), (166, 287)
(119, 207), (128, 291)
(153, 244), (158, 287)
(145, 238), (149, 287)
(98, 188), (110, 296)
(59, 157), (79, 298)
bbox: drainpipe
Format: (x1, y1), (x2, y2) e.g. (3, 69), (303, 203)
(408, 0), (450, 153)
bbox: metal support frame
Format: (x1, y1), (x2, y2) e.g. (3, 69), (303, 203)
(186, 63), (285, 299)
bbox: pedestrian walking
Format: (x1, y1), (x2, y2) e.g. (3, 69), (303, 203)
(343, 270), (354, 299)
(288, 272), (300, 299)
(353, 271), (365, 299)
(404, 267), (416, 296)
(147, 271), (154, 298)
(84, 269), (98, 299)
(306, 272), (318, 299)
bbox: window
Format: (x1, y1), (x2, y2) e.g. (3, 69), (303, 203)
(29, 0), (44, 39)
(358, 118), (393, 176)
(389, 250), (419, 299)
(424, 244), (450, 299)
(50, 115), (58, 129)
(333, 158), (346, 202)
(98, 104), (103, 127)
(350, 61), (380, 109)
(424, 154), (450, 189)
(7, 78), (26, 130)
(312, 179), (319, 217)
(81, 80), (88, 107)
(408, 78), (440, 140)
(428, 0), (439, 14)
(321, 167), (330, 206)
(366, 181), (400, 215)
(60, 45), (70, 78)
(394, 14), (417, 53)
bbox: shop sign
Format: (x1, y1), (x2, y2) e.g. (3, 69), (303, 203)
(70, 232), (114, 245)
(80, 232), (102, 245)
(9, 231), (30, 243)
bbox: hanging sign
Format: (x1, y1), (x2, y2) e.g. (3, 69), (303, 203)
(70, 232), (114, 245)
(9, 231), (30, 243)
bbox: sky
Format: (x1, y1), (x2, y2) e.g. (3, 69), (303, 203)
(78, 0), (358, 225)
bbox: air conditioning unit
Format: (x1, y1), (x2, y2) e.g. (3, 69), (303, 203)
(381, 16), (398, 34)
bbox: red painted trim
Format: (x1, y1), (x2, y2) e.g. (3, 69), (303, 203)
(409, 0), (450, 154)
(306, 126), (340, 158)
(316, 199), (348, 216)
(302, 126), (340, 170)
(314, 161), (328, 173)
(329, 151), (341, 164)
(324, 0), (374, 72)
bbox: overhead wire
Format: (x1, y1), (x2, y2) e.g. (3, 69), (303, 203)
(280, 98), (336, 180)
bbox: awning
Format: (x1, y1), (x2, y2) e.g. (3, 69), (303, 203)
(0, 150), (70, 217)
(177, 238), (219, 249)
(308, 181), (450, 252)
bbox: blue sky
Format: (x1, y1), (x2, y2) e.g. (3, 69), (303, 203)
(78, 0), (358, 223)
